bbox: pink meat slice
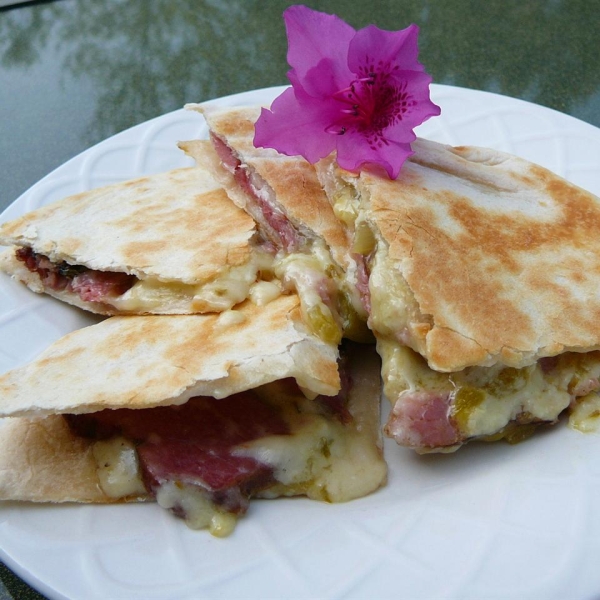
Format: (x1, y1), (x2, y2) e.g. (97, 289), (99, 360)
(210, 133), (303, 253)
(385, 391), (460, 450)
(66, 390), (292, 516)
(15, 247), (136, 304)
(69, 271), (136, 303)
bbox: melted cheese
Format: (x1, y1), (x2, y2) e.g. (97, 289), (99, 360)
(368, 240), (427, 349)
(216, 308), (246, 327)
(273, 248), (342, 345)
(235, 158), (368, 342)
(569, 393), (600, 433)
(320, 167), (411, 343)
(92, 437), (146, 498)
(272, 245), (369, 344)
(327, 169), (360, 228)
(156, 481), (237, 537)
(378, 338), (600, 449)
(92, 438), (237, 535)
(323, 167), (436, 355)
(108, 250), (274, 314)
(235, 367), (386, 504)
(249, 280), (281, 306)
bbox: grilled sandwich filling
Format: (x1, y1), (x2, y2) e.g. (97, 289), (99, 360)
(65, 355), (385, 537)
(378, 339), (600, 452)
(12, 245), (275, 315)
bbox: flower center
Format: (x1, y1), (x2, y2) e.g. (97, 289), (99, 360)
(332, 60), (416, 148)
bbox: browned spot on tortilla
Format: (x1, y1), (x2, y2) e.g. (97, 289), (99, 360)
(367, 157), (600, 369)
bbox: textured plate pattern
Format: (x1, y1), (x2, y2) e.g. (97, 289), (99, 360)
(1, 85), (600, 600)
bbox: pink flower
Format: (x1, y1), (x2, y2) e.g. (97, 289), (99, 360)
(253, 5), (440, 179)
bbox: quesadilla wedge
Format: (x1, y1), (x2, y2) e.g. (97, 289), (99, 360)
(316, 138), (600, 451)
(181, 104), (371, 344)
(0, 155), (274, 316)
(0, 294), (386, 535)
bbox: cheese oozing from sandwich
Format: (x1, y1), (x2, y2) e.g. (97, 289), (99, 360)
(0, 294), (386, 534)
(378, 338), (600, 452)
(76, 366), (385, 537)
(1, 244), (276, 315)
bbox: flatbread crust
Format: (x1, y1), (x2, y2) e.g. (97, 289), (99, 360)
(325, 138), (600, 371)
(0, 163), (259, 314)
(0, 294), (340, 418)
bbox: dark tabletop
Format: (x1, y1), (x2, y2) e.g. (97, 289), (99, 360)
(1, 0), (599, 597)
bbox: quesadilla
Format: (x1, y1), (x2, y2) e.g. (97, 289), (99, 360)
(0, 155), (274, 315)
(0, 294), (386, 535)
(181, 104), (371, 344)
(316, 138), (600, 452)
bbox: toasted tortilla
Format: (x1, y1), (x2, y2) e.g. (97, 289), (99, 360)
(0, 158), (267, 315)
(0, 294), (339, 418)
(318, 138), (600, 372)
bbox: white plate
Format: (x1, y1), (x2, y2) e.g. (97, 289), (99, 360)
(2, 85), (600, 600)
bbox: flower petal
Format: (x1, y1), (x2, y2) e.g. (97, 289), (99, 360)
(295, 57), (346, 99)
(253, 86), (337, 163)
(336, 129), (414, 179)
(284, 5), (355, 92)
(348, 23), (424, 75)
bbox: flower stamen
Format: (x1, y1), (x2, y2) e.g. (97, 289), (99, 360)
(331, 65), (416, 140)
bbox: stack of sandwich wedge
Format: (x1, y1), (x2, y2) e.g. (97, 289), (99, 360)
(2, 100), (600, 535)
